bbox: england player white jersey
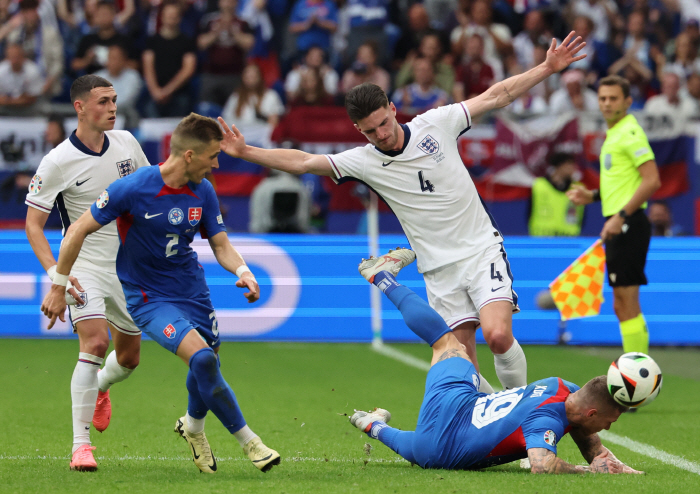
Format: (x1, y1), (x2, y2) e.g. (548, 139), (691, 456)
(25, 130), (150, 265)
(326, 103), (502, 273)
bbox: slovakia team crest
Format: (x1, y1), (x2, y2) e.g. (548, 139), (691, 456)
(116, 159), (134, 178)
(417, 135), (439, 155)
(168, 208), (184, 225)
(188, 207), (202, 226)
(163, 324), (176, 339)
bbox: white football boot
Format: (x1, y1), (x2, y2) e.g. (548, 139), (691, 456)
(175, 416), (217, 473)
(350, 408), (392, 433)
(358, 248), (416, 283)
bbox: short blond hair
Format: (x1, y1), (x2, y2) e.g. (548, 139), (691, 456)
(170, 113), (223, 155)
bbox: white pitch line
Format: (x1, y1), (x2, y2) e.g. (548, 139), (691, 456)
(371, 341), (431, 372)
(0, 455), (405, 464)
(599, 431), (700, 475)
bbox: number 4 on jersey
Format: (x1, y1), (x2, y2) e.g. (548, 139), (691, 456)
(418, 171), (435, 193)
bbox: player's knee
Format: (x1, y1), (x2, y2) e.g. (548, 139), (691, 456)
(189, 347), (219, 380)
(484, 327), (513, 354)
(116, 351), (140, 369)
(83, 336), (110, 358)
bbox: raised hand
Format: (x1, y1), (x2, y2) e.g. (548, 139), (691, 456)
(218, 117), (247, 158)
(545, 31), (587, 74)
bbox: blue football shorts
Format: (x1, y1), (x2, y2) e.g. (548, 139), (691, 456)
(128, 298), (221, 354)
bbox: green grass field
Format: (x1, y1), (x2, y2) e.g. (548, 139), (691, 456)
(1, 340), (698, 493)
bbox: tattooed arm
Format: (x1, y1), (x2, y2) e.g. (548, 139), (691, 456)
(570, 429), (645, 474)
(528, 448), (628, 474)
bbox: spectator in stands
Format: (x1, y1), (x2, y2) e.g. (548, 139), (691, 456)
(644, 71), (696, 129)
(451, 0), (512, 63)
(238, 0), (275, 68)
(683, 72), (700, 115)
(568, 0), (620, 43)
(289, 65), (334, 106)
(249, 170), (311, 233)
(453, 34), (496, 102)
(72, 0), (136, 74)
(549, 69), (599, 113)
(0, 0), (13, 57)
(5, 0), (63, 98)
(288, 0), (338, 56)
(529, 41), (559, 103)
(285, 46), (338, 100)
(569, 15), (617, 81)
(655, 32), (700, 82)
(396, 32), (455, 95)
(343, 0), (389, 66)
(394, 3), (431, 64)
(442, 0), (470, 36)
(622, 10), (654, 70)
(222, 62), (284, 148)
(142, 0), (197, 117)
(340, 41), (390, 94)
(648, 201), (685, 237)
(58, 0), (135, 33)
(197, 0), (255, 107)
(45, 114), (67, 148)
(94, 44), (143, 128)
(513, 9), (549, 71)
(0, 43), (45, 116)
(507, 88), (549, 116)
(392, 57), (449, 115)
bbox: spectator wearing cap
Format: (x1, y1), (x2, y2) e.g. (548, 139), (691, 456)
(0, 43), (45, 116)
(288, 0), (338, 56)
(5, 0), (63, 97)
(392, 56), (449, 116)
(71, 0), (137, 74)
(549, 69), (599, 113)
(340, 41), (390, 94)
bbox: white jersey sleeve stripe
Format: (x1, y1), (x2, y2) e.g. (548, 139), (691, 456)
(459, 102), (472, 133)
(25, 199), (52, 213)
(325, 155), (343, 179)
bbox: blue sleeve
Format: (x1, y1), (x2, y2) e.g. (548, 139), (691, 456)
(325, 1), (338, 22)
(199, 180), (226, 239)
(522, 410), (566, 455)
(90, 178), (133, 226)
(289, 1), (304, 23)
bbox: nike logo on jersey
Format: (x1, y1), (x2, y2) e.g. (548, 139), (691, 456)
(145, 213), (163, 219)
(381, 161), (394, 167)
(75, 178), (91, 186)
(491, 286), (504, 292)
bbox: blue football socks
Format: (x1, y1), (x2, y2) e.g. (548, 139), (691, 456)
(372, 271), (451, 347)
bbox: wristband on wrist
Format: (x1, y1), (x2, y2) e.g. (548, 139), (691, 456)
(47, 265), (57, 281)
(53, 272), (69, 287)
(592, 189), (601, 202)
(235, 265), (252, 278)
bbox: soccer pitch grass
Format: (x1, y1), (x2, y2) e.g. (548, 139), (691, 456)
(2, 340), (699, 494)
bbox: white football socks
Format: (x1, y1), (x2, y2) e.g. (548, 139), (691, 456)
(185, 412), (206, 435)
(98, 350), (134, 393)
(478, 373), (495, 394)
(71, 353), (103, 453)
(494, 339), (527, 389)
(233, 425), (258, 447)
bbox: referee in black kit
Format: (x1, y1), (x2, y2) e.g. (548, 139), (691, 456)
(567, 75), (661, 355)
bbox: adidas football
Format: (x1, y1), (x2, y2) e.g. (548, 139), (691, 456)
(607, 352), (663, 407)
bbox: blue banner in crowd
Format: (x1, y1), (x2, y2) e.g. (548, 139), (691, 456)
(1, 233), (698, 345)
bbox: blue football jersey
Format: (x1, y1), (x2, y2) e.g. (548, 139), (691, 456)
(90, 166), (226, 306)
(455, 377), (580, 470)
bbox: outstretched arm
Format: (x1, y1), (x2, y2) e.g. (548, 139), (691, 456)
(40, 210), (103, 328)
(217, 117), (334, 177)
(570, 429), (645, 474)
(466, 32), (587, 119)
(208, 231), (260, 303)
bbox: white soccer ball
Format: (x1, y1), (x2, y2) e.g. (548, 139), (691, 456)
(607, 352), (663, 407)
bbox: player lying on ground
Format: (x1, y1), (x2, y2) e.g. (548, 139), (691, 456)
(40, 114), (280, 474)
(25, 75), (150, 471)
(217, 32), (587, 394)
(350, 248), (644, 474)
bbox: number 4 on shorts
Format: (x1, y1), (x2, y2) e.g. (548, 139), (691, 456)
(490, 263), (503, 282)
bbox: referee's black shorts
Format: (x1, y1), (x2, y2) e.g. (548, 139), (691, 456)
(604, 209), (651, 287)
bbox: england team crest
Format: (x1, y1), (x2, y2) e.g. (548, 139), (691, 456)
(29, 175), (42, 195)
(188, 207), (202, 226)
(168, 208), (184, 225)
(417, 135), (439, 155)
(116, 159), (134, 178)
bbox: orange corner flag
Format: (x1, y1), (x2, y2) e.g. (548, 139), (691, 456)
(549, 240), (606, 321)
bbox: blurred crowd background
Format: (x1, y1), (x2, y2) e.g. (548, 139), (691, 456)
(0, 0), (699, 125)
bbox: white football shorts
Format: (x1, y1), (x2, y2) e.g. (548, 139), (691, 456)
(68, 259), (140, 335)
(423, 242), (520, 329)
